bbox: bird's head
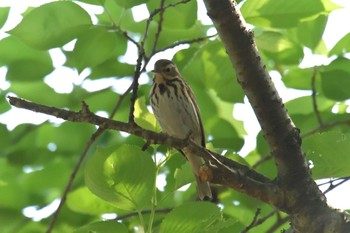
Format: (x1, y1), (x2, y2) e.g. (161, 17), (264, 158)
(152, 59), (180, 80)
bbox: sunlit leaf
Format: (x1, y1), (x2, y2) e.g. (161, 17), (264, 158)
(9, 1), (92, 50)
(304, 132), (350, 179)
(285, 96), (334, 115)
(255, 30), (303, 64)
(241, 0), (325, 28)
(134, 97), (159, 131)
(283, 67), (314, 90)
(160, 202), (236, 233)
(207, 118), (243, 151)
(295, 14), (328, 51)
(0, 7), (10, 29)
(87, 59), (135, 79)
(72, 27), (127, 72)
(67, 187), (120, 215)
(147, 0), (197, 29)
(0, 37), (53, 80)
(320, 57), (350, 101)
(329, 33), (350, 55)
(85, 145), (156, 210)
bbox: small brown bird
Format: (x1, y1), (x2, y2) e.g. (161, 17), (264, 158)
(150, 59), (212, 200)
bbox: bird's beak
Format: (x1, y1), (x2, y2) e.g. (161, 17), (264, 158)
(151, 69), (160, 73)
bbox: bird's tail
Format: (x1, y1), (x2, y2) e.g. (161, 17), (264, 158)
(182, 148), (212, 200)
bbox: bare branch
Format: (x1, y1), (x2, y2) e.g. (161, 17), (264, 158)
(149, 0), (191, 18)
(241, 208), (261, 233)
(46, 126), (104, 233)
(154, 34), (218, 54)
(47, 81), (136, 231)
(151, 0), (166, 54)
(319, 177), (350, 195)
(115, 208), (172, 221)
(202, 0), (325, 213)
(202, 0), (350, 232)
(251, 154), (272, 169)
(301, 118), (350, 138)
(8, 96), (285, 208)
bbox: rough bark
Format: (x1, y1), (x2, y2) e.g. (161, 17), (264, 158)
(202, 0), (350, 232)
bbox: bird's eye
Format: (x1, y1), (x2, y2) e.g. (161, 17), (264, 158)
(165, 67), (171, 72)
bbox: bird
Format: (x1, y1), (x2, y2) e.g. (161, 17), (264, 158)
(149, 59), (212, 200)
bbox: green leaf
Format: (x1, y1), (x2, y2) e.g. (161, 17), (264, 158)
(241, 0), (325, 28)
(255, 30), (303, 64)
(36, 123), (95, 152)
(20, 159), (71, 199)
(85, 145), (156, 211)
(0, 159), (30, 209)
(207, 118), (243, 151)
(285, 96), (334, 115)
(77, 0), (106, 5)
(174, 160), (194, 191)
(295, 14), (328, 51)
(0, 94), (11, 113)
(72, 27), (127, 72)
(303, 132), (350, 179)
(320, 58), (350, 101)
(8, 81), (82, 108)
(329, 33), (350, 56)
(283, 67), (314, 90)
(134, 97), (159, 131)
(143, 21), (208, 54)
(0, 7), (10, 29)
(202, 41), (244, 103)
(0, 209), (28, 233)
(147, 0), (197, 29)
(67, 187), (120, 215)
(115, 0), (149, 9)
(98, 0), (134, 30)
(318, 57), (350, 100)
(9, 1), (92, 50)
(87, 59), (135, 79)
(73, 220), (128, 233)
(174, 40), (244, 103)
(84, 87), (120, 112)
(7, 59), (53, 81)
(160, 202), (235, 233)
(0, 36), (53, 80)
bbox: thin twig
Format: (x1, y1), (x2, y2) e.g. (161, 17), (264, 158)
(154, 34), (218, 54)
(322, 177), (350, 195)
(46, 124), (105, 233)
(46, 81), (137, 232)
(115, 208), (172, 221)
(241, 208), (261, 233)
(8, 96), (281, 208)
(128, 51), (144, 124)
(151, 0), (166, 54)
(252, 154), (272, 169)
(301, 118), (350, 138)
(311, 68), (323, 126)
(150, 0), (191, 16)
(265, 215), (289, 233)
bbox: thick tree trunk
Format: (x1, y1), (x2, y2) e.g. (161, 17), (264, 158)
(202, 0), (350, 232)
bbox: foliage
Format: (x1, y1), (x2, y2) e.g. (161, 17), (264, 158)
(0, 0), (349, 232)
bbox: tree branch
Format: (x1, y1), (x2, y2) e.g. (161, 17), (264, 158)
(202, 0), (350, 232)
(8, 96), (286, 208)
(202, 0), (324, 211)
(46, 125), (104, 233)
